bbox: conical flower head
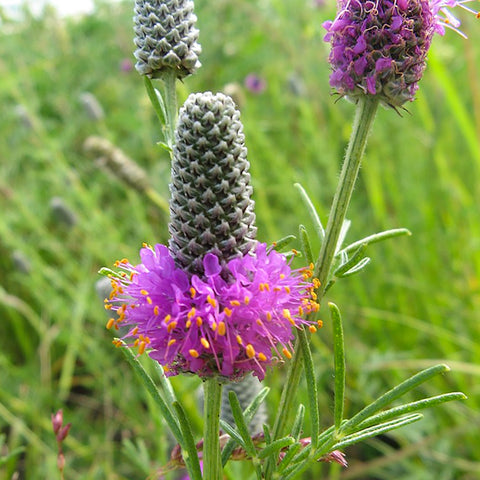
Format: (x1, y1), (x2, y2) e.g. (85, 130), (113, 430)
(134, 0), (201, 78)
(169, 92), (257, 277)
(323, 0), (478, 107)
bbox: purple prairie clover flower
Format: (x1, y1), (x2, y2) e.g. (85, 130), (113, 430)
(106, 243), (320, 381)
(244, 73), (267, 94)
(323, 0), (479, 107)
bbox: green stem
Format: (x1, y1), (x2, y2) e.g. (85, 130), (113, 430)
(161, 69), (178, 150)
(203, 379), (223, 480)
(314, 96), (379, 286)
(268, 97), (379, 468)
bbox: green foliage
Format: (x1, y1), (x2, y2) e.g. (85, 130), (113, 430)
(1, 0), (479, 479)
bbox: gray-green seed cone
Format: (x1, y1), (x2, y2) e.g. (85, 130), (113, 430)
(169, 92), (257, 277)
(133, 0), (201, 78)
(221, 374), (268, 435)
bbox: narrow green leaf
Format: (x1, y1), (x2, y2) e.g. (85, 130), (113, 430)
(332, 414), (423, 451)
(329, 303), (345, 432)
(221, 387), (270, 466)
(276, 442), (302, 475)
(340, 257), (371, 277)
(339, 364), (450, 435)
(299, 225), (314, 265)
(119, 343), (183, 444)
(263, 423), (272, 445)
(228, 391), (258, 460)
(272, 235), (296, 251)
(144, 76), (166, 126)
(294, 183), (325, 241)
(333, 243), (368, 277)
(219, 419), (245, 447)
(154, 362), (177, 406)
(290, 404), (305, 441)
(298, 328), (319, 449)
(341, 228), (411, 255)
(357, 392), (466, 429)
(173, 402), (203, 480)
(258, 437), (295, 460)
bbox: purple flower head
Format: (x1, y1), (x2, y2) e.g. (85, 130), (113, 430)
(107, 243), (320, 381)
(245, 73), (267, 94)
(323, 0), (478, 106)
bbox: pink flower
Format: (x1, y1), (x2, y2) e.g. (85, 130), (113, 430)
(107, 243), (319, 381)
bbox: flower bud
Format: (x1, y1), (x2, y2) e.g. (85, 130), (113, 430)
(133, 0), (201, 78)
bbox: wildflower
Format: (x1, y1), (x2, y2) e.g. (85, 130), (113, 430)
(244, 73), (267, 94)
(108, 243), (318, 380)
(168, 92), (257, 277)
(323, 0), (479, 107)
(133, 0), (201, 78)
(107, 92), (319, 380)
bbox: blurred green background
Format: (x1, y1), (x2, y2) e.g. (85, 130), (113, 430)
(1, 0), (479, 478)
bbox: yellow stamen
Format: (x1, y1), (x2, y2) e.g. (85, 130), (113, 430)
(246, 344), (255, 359)
(317, 319), (324, 328)
(131, 326), (139, 335)
(309, 325), (317, 334)
(154, 305), (160, 316)
(207, 295), (217, 308)
(256, 318), (263, 326)
(106, 318), (115, 329)
(218, 322), (226, 336)
(230, 300), (241, 307)
(189, 349), (199, 358)
(266, 312), (272, 321)
(224, 307), (232, 317)
(167, 321), (177, 333)
(283, 348), (292, 359)
(186, 320), (192, 328)
(244, 296), (250, 305)
(138, 341), (146, 355)
(196, 316), (203, 327)
(258, 352), (267, 362)
(284, 286), (291, 294)
(146, 296), (152, 305)
(140, 289), (149, 296)
(280, 273), (285, 279)
(168, 339), (176, 347)
(201, 338), (210, 349)
(164, 314), (172, 323)
(211, 322), (217, 331)
(236, 335), (243, 345)
(187, 307), (196, 319)
(190, 287), (196, 298)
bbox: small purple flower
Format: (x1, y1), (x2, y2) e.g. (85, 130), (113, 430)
(120, 58), (134, 73)
(107, 243), (319, 381)
(244, 73), (267, 94)
(323, 0), (479, 106)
